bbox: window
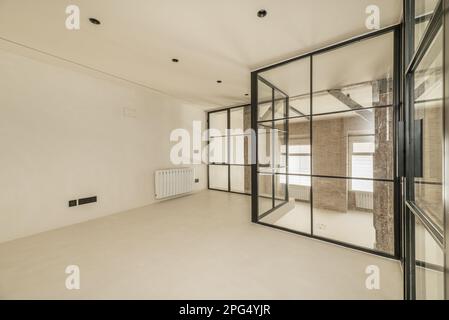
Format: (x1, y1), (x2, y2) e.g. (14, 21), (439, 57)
(350, 137), (375, 192)
(280, 144), (311, 186)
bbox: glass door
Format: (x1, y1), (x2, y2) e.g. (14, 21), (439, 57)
(404, 0), (447, 300)
(256, 77), (289, 219)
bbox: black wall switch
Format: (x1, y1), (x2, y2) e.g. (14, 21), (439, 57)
(195, 178), (199, 183)
(68, 200), (77, 207)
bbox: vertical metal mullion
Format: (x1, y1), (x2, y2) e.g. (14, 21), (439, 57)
(207, 112), (210, 190)
(404, 0), (416, 300)
(286, 96), (290, 202)
(227, 109), (231, 192)
(251, 72), (259, 223)
(394, 26), (402, 259)
(310, 55), (314, 236)
(271, 88), (275, 209)
(443, 0), (449, 301)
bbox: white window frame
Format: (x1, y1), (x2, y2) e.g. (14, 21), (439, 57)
(348, 135), (375, 192)
(280, 142), (311, 186)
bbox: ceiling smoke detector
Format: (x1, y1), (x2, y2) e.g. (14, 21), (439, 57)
(89, 17), (101, 25)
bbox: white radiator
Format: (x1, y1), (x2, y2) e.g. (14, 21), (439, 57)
(355, 191), (374, 210)
(155, 168), (194, 200)
(290, 185), (310, 202)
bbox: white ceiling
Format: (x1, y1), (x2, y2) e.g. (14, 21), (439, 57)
(0, 0), (402, 110)
(260, 31), (394, 98)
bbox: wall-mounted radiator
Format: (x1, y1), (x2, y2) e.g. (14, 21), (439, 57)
(355, 191), (374, 210)
(155, 168), (194, 200)
(289, 185), (310, 202)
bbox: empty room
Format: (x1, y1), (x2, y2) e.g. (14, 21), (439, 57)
(0, 0), (448, 303)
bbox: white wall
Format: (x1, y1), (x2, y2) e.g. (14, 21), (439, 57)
(0, 41), (207, 243)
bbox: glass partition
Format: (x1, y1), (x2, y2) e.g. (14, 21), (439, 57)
(413, 27), (444, 231)
(414, 0), (440, 50)
(415, 218), (445, 300)
(208, 106), (251, 195)
(403, 0), (446, 300)
(252, 30), (398, 257)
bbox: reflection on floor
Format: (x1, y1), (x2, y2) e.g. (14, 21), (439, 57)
(0, 191), (401, 299)
(414, 222), (445, 300)
(261, 202), (376, 250)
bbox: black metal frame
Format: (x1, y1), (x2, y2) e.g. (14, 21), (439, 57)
(251, 25), (402, 260)
(403, 0), (448, 300)
(207, 104), (252, 196)
(444, 0), (449, 302)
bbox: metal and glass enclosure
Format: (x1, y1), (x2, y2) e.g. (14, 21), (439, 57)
(251, 26), (401, 259)
(208, 105), (252, 195)
(207, 0), (449, 300)
(403, 0), (448, 300)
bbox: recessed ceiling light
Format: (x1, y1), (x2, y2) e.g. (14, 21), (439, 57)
(217, 80), (222, 84)
(245, 94), (249, 96)
(172, 58), (179, 63)
(89, 18), (101, 25)
(257, 9), (267, 18)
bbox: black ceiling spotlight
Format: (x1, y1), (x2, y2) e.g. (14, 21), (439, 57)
(257, 9), (267, 18)
(245, 94), (249, 96)
(89, 17), (101, 25)
(217, 80), (222, 84)
(172, 58), (179, 63)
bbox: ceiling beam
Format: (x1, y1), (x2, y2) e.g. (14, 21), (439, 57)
(289, 105), (310, 119)
(327, 89), (370, 121)
(414, 68), (442, 101)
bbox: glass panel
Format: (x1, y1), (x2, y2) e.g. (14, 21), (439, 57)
(258, 80), (273, 121)
(273, 120), (287, 173)
(209, 136), (228, 164)
(313, 32), (394, 114)
(259, 57), (311, 116)
(258, 123), (272, 172)
(230, 106), (252, 132)
(230, 166), (250, 194)
(288, 117), (311, 175)
(209, 111), (227, 137)
(258, 174), (273, 216)
(274, 90), (287, 119)
(229, 134), (250, 165)
(209, 165), (228, 190)
(312, 108), (394, 180)
(289, 95), (310, 117)
(259, 175), (312, 235)
(274, 174), (287, 206)
(414, 27), (444, 230)
(312, 177), (395, 255)
(415, 218), (445, 300)
(230, 107), (244, 131)
(415, 0), (440, 50)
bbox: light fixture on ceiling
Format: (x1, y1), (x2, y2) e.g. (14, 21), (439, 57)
(257, 9), (267, 18)
(172, 58), (179, 63)
(89, 18), (101, 25)
(217, 80), (222, 84)
(245, 94), (249, 96)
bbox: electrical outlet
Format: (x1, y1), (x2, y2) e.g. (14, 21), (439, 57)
(195, 178), (200, 183)
(68, 200), (77, 207)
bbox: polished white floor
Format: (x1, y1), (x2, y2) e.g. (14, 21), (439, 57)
(262, 202), (376, 250)
(0, 191), (402, 299)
